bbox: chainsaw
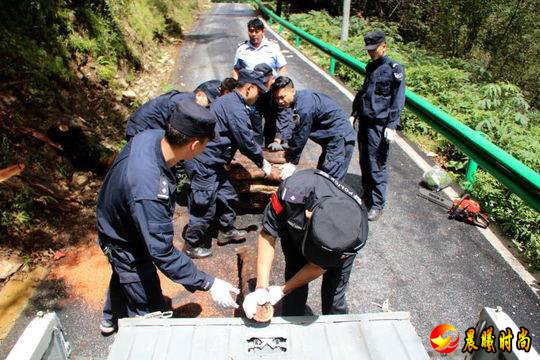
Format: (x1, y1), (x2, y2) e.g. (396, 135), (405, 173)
(418, 188), (490, 228)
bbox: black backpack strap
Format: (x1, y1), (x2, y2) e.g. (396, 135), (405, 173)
(314, 170), (363, 207)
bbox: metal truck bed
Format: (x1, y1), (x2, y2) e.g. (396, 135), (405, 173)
(107, 312), (429, 360)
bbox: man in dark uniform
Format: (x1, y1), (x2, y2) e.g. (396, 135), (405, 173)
(271, 77), (356, 181)
(242, 169), (368, 318)
(96, 99), (240, 334)
(183, 69), (273, 259)
(351, 31), (406, 221)
(249, 63), (292, 148)
(125, 79), (223, 140)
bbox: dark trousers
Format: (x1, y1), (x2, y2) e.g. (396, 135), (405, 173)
(358, 122), (389, 209)
(251, 109), (279, 147)
(251, 109), (265, 146)
(184, 169), (237, 247)
(280, 237), (356, 316)
(101, 258), (168, 324)
(316, 136), (356, 181)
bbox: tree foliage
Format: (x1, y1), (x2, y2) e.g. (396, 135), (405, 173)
(281, 0), (539, 106)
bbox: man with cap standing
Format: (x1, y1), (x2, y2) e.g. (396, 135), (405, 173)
(125, 79), (223, 140)
(250, 63), (292, 148)
(183, 69), (273, 259)
(352, 31), (406, 221)
(271, 76), (356, 181)
(242, 169), (368, 318)
(232, 18), (287, 79)
(96, 99), (240, 334)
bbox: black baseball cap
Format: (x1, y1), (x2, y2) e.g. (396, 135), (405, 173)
(237, 68), (268, 92)
(169, 99), (219, 140)
(194, 80), (221, 104)
(254, 63), (274, 84)
(364, 31), (385, 50)
(303, 197), (368, 268)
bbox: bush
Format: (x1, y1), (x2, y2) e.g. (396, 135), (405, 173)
(273, 11), (540, 269)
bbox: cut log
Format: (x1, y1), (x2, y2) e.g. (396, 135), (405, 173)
(236, 245), (274, 322)
(263, 150), (286, 164)
(254, 303), (274, 323)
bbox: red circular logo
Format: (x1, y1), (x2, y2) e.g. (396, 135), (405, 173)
(430, 324), (460, 354)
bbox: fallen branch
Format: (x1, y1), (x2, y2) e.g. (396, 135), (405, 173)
(0, 164), (25, 183)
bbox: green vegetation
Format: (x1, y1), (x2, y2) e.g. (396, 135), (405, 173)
(269, 10), (540, 269)
(281, 0), (539, 107)
(0, 0), (203, 255)
(0, 0), (200, 94)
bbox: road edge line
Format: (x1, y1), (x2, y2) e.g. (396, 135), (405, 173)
(261, 16), (539, 294)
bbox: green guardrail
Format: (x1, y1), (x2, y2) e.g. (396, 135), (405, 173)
(254, 0), (540, 212)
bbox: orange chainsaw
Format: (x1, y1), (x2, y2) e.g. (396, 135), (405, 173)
(418, 188), (490, 228)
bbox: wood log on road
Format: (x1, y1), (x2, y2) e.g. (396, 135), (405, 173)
(236, 245), (274, 322)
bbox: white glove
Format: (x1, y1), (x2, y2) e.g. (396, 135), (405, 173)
(268, 142), (284, 151)
(267, 285), (285, 305)
(262, 159), (272, 177)
(384, 128), (396, 143)
(210, 278), (240, 309)
(279, 163), (296, 180)
(242, 288), (269, 319)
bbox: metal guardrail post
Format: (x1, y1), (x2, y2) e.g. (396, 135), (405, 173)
(269, 18), (273, 25)
(278, 24), (283, 33)
(253, 0), (540, 212)
(465, 159), (479, 190)
(464, 131), (485, 190)
(329, 57), (336, 75)
(295, 35), (300, 47)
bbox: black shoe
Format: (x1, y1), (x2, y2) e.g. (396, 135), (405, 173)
(100, 319), (116, 335)
(217, 228), (247, 245)
(367, 208), (383, 221)
(184, 244), (213, 258)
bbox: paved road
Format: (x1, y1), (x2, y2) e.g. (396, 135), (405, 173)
(1, 3), (538, 358)
(173, 2), (540, 353)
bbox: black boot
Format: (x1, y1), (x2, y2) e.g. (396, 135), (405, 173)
(184, 243), (212, 258)
(217, 227), (247, 245)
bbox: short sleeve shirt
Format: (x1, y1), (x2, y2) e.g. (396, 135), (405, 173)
(233, 37), (287, 75)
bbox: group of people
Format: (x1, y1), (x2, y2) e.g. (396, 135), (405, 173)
(95, 17), (405, 334)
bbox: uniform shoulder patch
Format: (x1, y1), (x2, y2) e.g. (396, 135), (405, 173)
(156, 175), (170, 200)
(237, 40), (248, 47)
(391, 63), (404, 81)
(281, 187), (305, 204)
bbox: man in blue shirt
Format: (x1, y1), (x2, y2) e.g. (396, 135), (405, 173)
(271, 77), (356, 182)
(183, 69), (273, 259)
(125, 80), (224, 140)
(96, 99), (239, 335)
(232, 18), (287, 78)
(351, 31), (406, 221)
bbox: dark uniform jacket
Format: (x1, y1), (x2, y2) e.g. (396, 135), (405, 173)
(125, 91), (195, 139)
(351, 56), (405, 129)
(252, 90), (293, 142)
(262, 169), (368, 268)
(284, 90), (355, 165)
(96, 130), (213, 291)
(190, 90), (264, 172)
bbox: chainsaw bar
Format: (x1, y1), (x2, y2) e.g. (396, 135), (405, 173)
(418, 187), (453, 209)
